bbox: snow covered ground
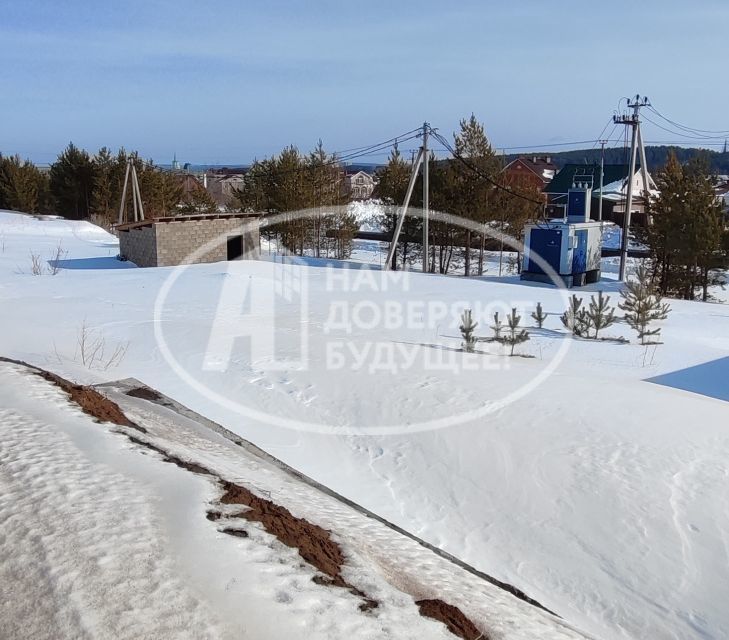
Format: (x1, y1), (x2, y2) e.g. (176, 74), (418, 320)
(1, 359), (589, 639)
(2, 210), (729, 639)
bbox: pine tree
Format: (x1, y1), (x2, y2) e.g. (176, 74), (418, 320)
(306, 140), (346, 258)
(459, 309), (478, 353)
(0, 154), (49, 213)
(49, 142), (96, 219)
(450, 114), (502, 276)
(646, 152), (726, 301)
(560, 295), (591, 337)
(179, 182), (218, 214)
(585, 291), (616, 339)
(619, 264), (671, 344)
(531, 302), (547, 328)
(90, 147), (118, 222)
(496, 308), (530, 356)
(490, 311), (503, 340)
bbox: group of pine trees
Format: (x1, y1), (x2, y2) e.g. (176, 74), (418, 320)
(643, 152), (728, 301)
(375, 115), (540, 274)
(234, 141), (359, 259)
(0, 143), (217, 224)
(0, 155), (53, 214)
(460, 266), (672, 355)
(460, 307), (530, 356)
(558, 271), (671, 344)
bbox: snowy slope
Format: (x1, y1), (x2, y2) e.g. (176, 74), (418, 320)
(2, 210), (729, 639)
(0, 360), (591, 639)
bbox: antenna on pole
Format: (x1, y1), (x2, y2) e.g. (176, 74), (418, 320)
(614, 94), (650, 281)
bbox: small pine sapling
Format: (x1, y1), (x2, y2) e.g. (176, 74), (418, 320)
(491, 311), (503, 340)
(585, 291), (616, 339)
(496, 307), (530, 356)
(619, 264), (671, 344)
(531, 302), (547, 328)
(459, 309), (478, 353)
(560, 294), (591, 337)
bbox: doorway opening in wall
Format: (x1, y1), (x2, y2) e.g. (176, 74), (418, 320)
(227, 235), (243, 260)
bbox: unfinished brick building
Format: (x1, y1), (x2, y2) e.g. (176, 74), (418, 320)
(116, 213), (261, 267)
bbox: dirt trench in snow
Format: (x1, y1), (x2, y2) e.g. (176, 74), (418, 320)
(3, 358), (488, 640)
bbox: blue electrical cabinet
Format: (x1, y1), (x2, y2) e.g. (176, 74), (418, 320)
(527, 228), (562, 275)
(572, 229), (588, 274)
(521, 221), (602, 287)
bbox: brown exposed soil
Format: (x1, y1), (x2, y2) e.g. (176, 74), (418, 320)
(416, 599), (487, 640)
(220, 481), (345, 582)
(0, 356), (145, 432)
(126, 386), (163, 402)
(125, 434), (213, 476)
(120, 440), (379, 612)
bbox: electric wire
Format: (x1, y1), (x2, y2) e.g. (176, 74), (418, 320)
(646, 105), (729, 137)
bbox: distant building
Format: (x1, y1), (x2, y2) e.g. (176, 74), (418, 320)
(716, 179), (729, 217)
(206, 174), (246, 209)
(544, 163), (657, 226)
(343, 170), (375, 200)
(502, 156), (558, 190)
(177, 173), (203, 196)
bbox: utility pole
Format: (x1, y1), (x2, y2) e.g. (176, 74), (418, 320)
(422, 121), (429, 273)
(597, 139), (607, 223)
(384, 147), (424, 270)
(614, 95), (650, 281)
(117, 158), (145, 224)
(385, 123), (431, 272)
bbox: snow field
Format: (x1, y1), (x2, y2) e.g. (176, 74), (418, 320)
(1, 210), (729, 639)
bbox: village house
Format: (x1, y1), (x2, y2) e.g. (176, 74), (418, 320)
(205, 173), (246, 209)
(714, 177), (729, 218)
(343, 170), (375, 200)
(502, 156), (558, 190)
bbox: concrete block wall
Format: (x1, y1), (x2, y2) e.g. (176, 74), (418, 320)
(118, 225), (158, 267)
(154, 217), (260, 267)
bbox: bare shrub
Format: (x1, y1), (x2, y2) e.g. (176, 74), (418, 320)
(27, 242), (67, 275)
(49, 241), (67, 275)
(29, 251), (44, 275)
(72, 321), (129, 370)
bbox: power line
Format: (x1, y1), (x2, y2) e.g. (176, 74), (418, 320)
(641, 112), (729, 141)
(647, 105), (729, 137)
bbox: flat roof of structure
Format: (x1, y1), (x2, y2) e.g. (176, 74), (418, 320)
(116, 211), (262, 232)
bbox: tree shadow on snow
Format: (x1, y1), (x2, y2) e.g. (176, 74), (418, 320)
(646, 356), (729, 403)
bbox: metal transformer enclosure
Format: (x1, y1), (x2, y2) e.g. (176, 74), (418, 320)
(521, 220), (602, 287)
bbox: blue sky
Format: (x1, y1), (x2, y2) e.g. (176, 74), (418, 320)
(1, 1), (727, 164)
